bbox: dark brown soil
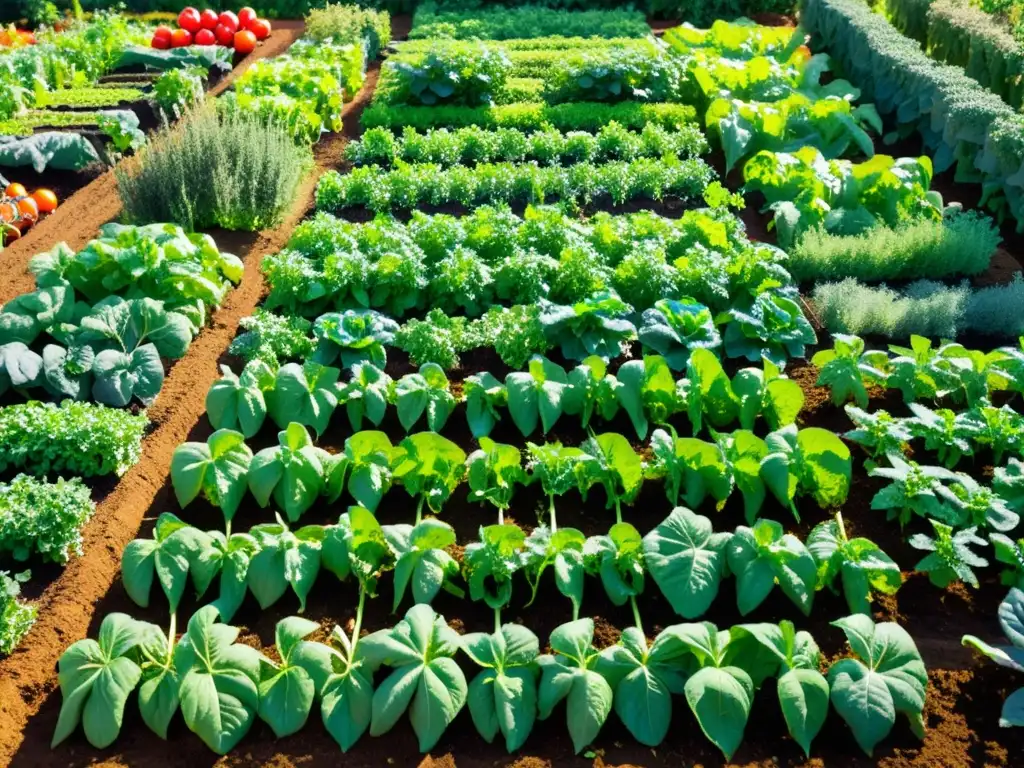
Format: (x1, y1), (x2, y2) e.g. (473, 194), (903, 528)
(0, 20), (306, 302)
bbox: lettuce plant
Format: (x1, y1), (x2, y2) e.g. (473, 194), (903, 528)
(0, 570), (35, 656)
(538, 291), (637, 362)
(995, 458), (1024, 512)
(311, 309), (397, 368)
(722, 292), (817, 367)
(637, 297), (721, 370)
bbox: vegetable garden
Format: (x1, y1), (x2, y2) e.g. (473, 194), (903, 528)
(1, 1), (1023, 766)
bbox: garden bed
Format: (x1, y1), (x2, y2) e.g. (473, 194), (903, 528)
(2, 8), (1024, 768)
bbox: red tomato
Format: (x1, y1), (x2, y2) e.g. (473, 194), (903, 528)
(199, 9), (219, 30)
(177, 7), (201, 34)
(4, 183), (27, 198)
(194, 28), (216, 45)
(2, 223), (20, 245)
(233, 29), (256, 55)
(170, 28), (192, 47)
(248, 18), (271, 40)
(31, 188), (58, 214)
(218, 11), (239, 34)
(151, 32), (171, 49)
(153, 24), (173, 40)
(238, 7), (257, 29)
(214, 23), (234, 46)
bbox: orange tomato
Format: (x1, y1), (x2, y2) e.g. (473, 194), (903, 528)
(32, 188), (58, 214)
(4, 182), (27, 198)
(0, 200), (16, 223)
(233, 29), (257, 55)
(17, 196), (38, 222)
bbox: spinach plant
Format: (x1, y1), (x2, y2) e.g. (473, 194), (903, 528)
(735, 620), (828, 757)
(391, 432), (467, 518)
(383, 518), (461, 611)
(393, 363), (455, 432)
(580, 431), (643, 523)
(340, 362), (392, 431)
(827, 614), (927, 755)
(248, 423), (329, 522)
(466, 437), (525, 524)
(257, 616), (334, 738)
(505, 355), (567, 437)
(844, 406), (911, 461)
(267, 361), (341, 437)
(807, 512), (901, 614)
(319, 506), (392, 751)
(536, 618), (615, 754)
(461, 623), (541, 753)
(464, 523), (526, 630)
(464, 371), (507, 438)
(727, 518), (817, 616)
(642, 506), (731, 619)
(760, 425), (851, 522)
(361, 604), (467, 752)
(170, 429), (253, 528)
(206, 360), (273, 438)
(812, 333), (887, 408)
(869, 454), (959, 527)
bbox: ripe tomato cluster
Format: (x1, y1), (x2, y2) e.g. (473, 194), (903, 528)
(0, 26), (36, 47)
(150, 7), (271, 54)
(0, 183), (58, 246)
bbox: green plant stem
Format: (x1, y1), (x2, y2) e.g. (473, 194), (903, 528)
(166, 612), (177, 660)
(494, 606), (501, 634)
(572, 601), (579, 622)
(836, 509), (848, 541)
(497, 505), (504, 526)
(630, 595), (643, 636)
(790, 501), (801, 524)
(351, 589), (367, 656)
(615, 498), (623, 526)
(225, 519), (231, 538)
(548, 494), (557, 532)
(415, 496), (425, 526)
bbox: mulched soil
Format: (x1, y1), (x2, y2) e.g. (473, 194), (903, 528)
(2, 14), (1024, 768)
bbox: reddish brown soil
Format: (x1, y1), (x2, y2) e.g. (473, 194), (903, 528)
(0, 20), (306, 302)
(0, 50), (381, 767)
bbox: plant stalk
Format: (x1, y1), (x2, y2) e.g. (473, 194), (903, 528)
(615, 498), (623, 526)
(166, 612), (177, 659)
(497, 505), (504, 526)
(836, 509), (847, 541)
(630, 595), (643, 635)
(225, 519), (231, 538)
(494, 607), (501, 635)
(351, 589), (366, 655)
(548, 494), (557, 532)
(415, 495), (425, 526)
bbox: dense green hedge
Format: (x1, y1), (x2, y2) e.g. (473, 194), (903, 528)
(802, 0), (1024, 229)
